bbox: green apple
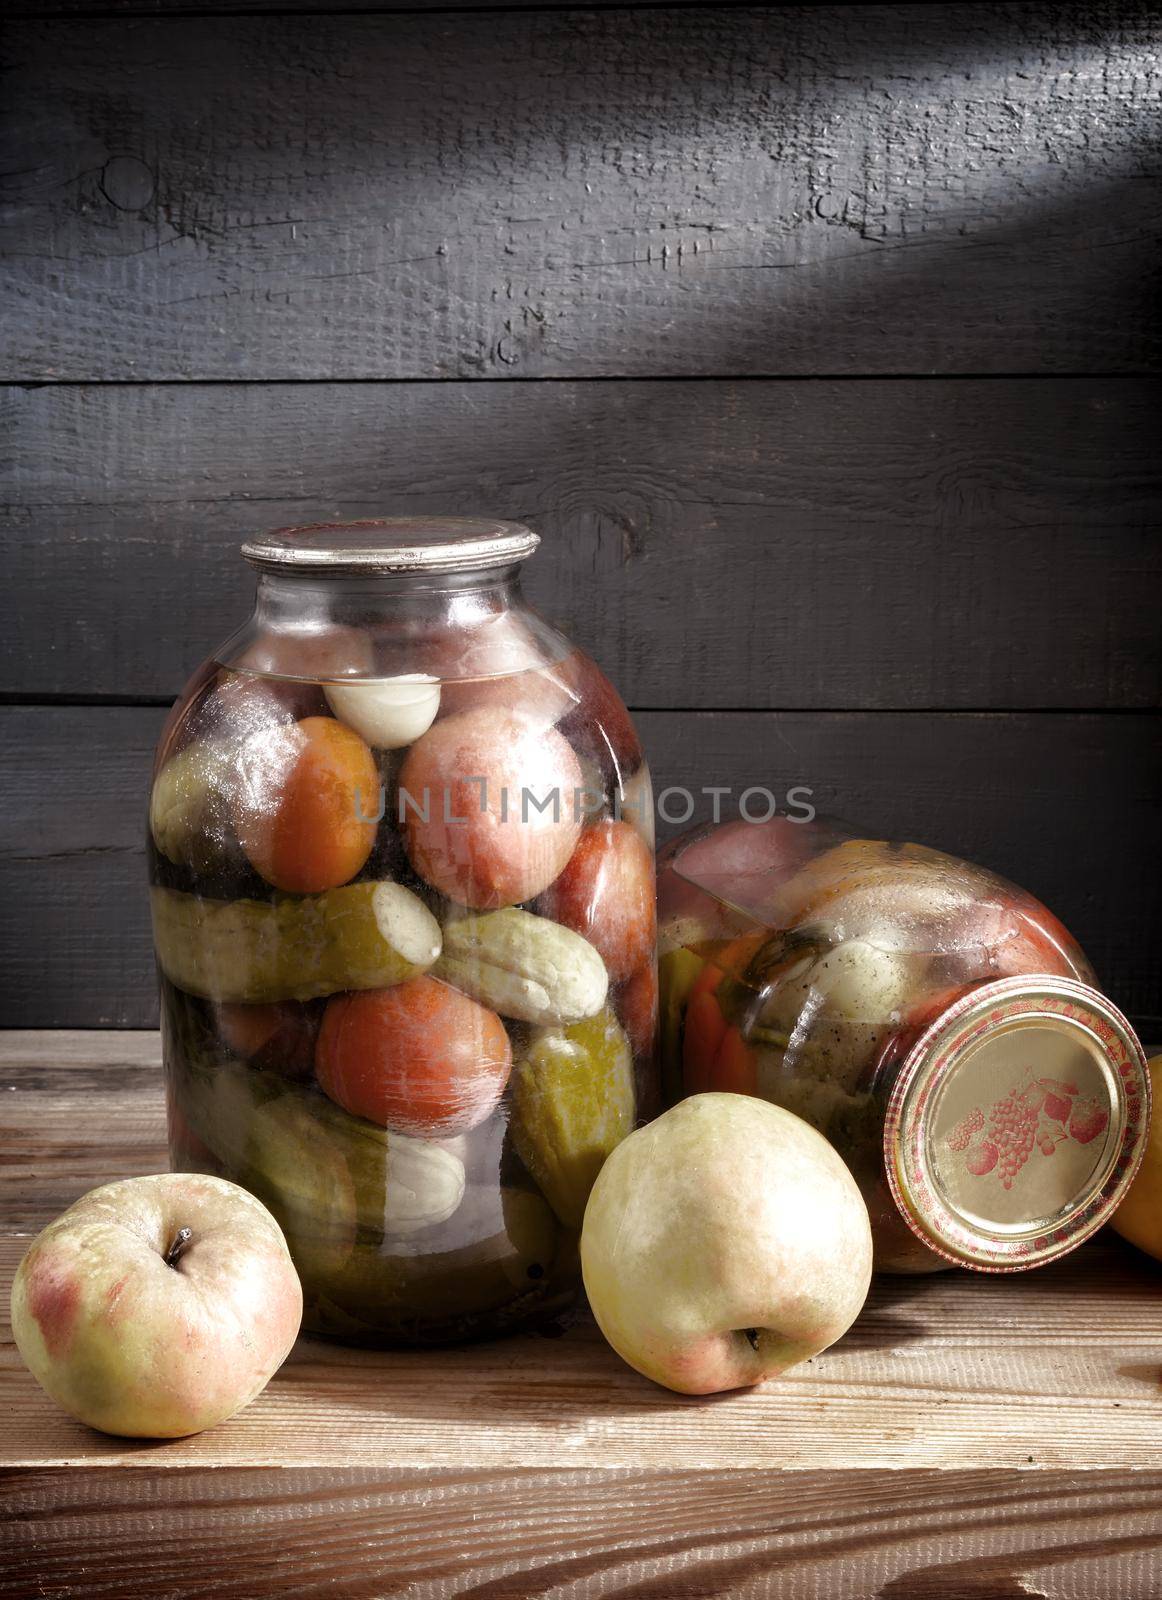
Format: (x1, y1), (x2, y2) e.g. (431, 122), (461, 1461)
(581, 1093), (872, 1394)
(11, 1173), (302, 1438)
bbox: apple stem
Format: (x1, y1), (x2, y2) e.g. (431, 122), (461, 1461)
(164, 1226), (193, 1269)
(742, 1328), (760, 1351)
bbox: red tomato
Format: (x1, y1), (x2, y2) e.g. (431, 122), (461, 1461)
(234, 715), (379, 893)
(541, 819), (654, 982)
(315, 977), (512, 1138)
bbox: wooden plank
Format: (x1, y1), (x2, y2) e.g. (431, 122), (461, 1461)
(1, 1034), (1161, 1479)
(3, 1034), (1162, 1600)
(2, 706), (1159, 1030)
(4, 377), (1159, 708)
(3, 1464), (1162, 1598)
(3, 6), (1159, 380)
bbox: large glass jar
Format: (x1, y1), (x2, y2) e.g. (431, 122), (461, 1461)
(658, 815), (1149, 1274)
(150, 519), (658, 1345)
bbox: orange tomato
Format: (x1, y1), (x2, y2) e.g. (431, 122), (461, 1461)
(234, 715), (379, 893)
(681, 934), (764, 1097)
(315, 977), (512, 1138)
(541, 819), (654, 982)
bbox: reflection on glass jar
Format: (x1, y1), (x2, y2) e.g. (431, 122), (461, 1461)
(151, 518), (658, 1344)
(658, 816), (1149, 1275)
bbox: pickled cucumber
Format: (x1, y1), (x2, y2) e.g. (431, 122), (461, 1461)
(180, 1063), (362, 1274)
(151, 879), (442, 1003)
(510, 1006), (635, 1226)
(436, 907), (608, 1025)
(180, 1063), (465, 1259)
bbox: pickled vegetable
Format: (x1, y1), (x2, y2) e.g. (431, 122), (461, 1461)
(151, 880), (442, 1003)
(182, 1063), (466, 1255)
(325, 675), (441, 749)
(615, 960), (659, 1064)
(510, 1006), (635, 1227)
(315, 977), (512, 1138)
(435, 907), (608, 1025)
(213, 1000), (320, 1079)
(305, 1185), (560, 1340)
(399, 706), (584, 908)
(234, 715), (380, 893)
(540, 819), (654, 983)
(657, 818), (1124, 1276)
(150, 740), (240, 874)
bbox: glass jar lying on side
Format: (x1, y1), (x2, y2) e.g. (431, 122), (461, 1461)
(150, 518), (658, 1345)
(658, 816), (1149, 1274)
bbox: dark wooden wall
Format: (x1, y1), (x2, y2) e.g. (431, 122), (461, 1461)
(2, 3), (1159, 1031)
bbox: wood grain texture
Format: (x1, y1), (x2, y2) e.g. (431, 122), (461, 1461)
(1, 1032), (1161, 1478)
(2, 706), (1159, 1030)
(2, 1035), (1162, 1597)
(3, 1465), (1162, 1598)
(3, 5), (1160, 380)
(4, 377), (1160, 708)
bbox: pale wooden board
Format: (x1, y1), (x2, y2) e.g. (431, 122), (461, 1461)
(3, 377), (1160, 708)
(3, 1031), (1162, 1479)
(4, 1032), (1162, 1596)
(3, 6), (1160, 380)
(2, 1465), (1162, 1598)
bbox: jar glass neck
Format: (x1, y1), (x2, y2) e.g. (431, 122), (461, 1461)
(250, 563), (525, 631)
(214, 558), (566, 682)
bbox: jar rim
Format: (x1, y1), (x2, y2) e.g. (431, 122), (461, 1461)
(241, 517), (540, 575)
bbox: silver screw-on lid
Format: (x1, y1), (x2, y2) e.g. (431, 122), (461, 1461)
(241, 517), (540, 575)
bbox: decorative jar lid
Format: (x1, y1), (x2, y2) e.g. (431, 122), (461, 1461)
(885, 976), (1150, 1271)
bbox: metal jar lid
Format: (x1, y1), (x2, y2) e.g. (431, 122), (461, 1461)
(884, 975), (1150, 1271)
(241, 517), (540, 576)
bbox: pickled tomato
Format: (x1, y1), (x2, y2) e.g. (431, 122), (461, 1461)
(399, 706), (584, 908)
(315, 977), (512, 1138)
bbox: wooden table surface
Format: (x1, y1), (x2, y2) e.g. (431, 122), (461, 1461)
(3, 1031), (1161, 1597)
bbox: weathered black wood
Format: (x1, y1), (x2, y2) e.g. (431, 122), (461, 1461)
(12, 0), (643, 12)
(2, 705), (1158, 1029)
(3, 5), (1159, 380)
(4, 377), (1159, 709)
